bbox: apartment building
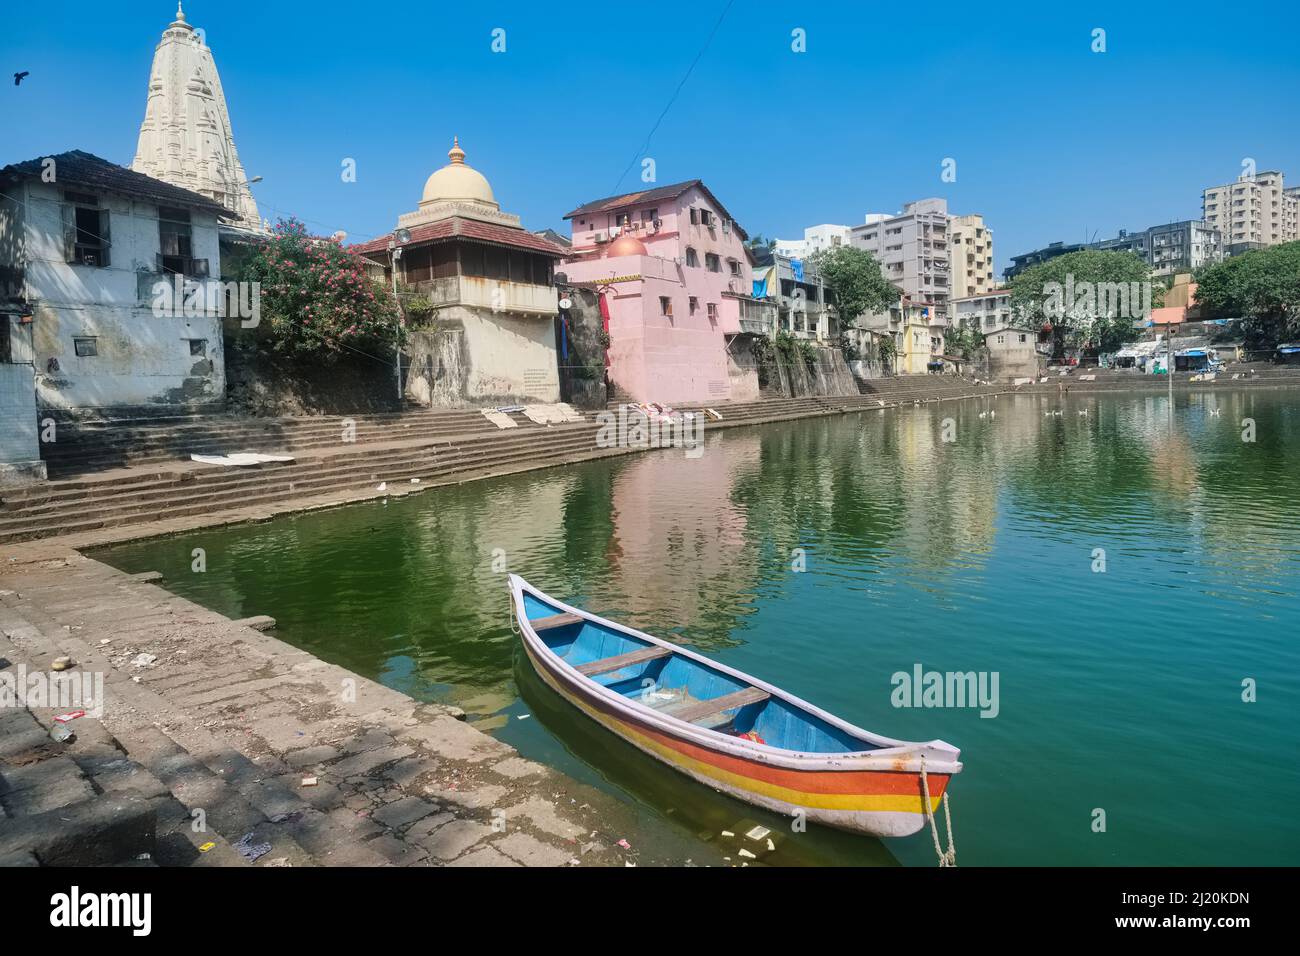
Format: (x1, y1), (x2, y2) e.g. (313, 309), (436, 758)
(1006, 220), (1222, 281)
(947, 214), (995, 300)
(851, 198), (952, 322)
(1202, 170), (1300, 255)
(1093, 220), (1223, 277)
(751, 250), (834, 340)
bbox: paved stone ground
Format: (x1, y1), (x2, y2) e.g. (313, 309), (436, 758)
(0, 548), (718, 866)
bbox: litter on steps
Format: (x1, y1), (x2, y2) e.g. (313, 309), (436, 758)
(190, 452), (296, 467)
(522, 403), (585, 425)
(480, 409), (519, 429)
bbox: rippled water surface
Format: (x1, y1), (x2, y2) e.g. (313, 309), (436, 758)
(94, 391), (1300, 865)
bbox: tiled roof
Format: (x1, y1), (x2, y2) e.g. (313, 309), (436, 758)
(562, 179), (749, 240)
(0, 150), (233, 218)
(350, 217), (568, 258)
(564, 180), (704, 219)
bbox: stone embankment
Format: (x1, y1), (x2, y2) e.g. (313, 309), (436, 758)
(0, 552), (712, 867)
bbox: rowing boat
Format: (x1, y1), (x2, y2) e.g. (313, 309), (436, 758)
(509, 575), (962, 838)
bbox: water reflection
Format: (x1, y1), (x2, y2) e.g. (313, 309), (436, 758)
(90, 390), (1300, 865)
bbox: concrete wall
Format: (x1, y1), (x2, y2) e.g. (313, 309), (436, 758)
(0, 361), (44, 486)
(404, 306), (559, 406)
(4, 180), (226, 412)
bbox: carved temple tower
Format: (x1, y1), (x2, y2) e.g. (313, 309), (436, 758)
(131, 3), (263, 232)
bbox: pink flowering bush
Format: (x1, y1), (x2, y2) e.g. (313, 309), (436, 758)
(239, 217), (400, 357)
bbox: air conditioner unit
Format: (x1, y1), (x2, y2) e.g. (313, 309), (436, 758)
(594, 232), (608, 243)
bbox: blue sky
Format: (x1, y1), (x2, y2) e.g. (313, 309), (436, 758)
(3, 1), (1297, 274)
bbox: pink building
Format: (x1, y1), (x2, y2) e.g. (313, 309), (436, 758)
(559, 181), (768, 405)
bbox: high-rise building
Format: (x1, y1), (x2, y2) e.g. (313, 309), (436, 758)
(1202, 170), (1299, 255)
(131, 3), (263, 233)
(850, 198), (951, 321)
(947, 214), (995, 300)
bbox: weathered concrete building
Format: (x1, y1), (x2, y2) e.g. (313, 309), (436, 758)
(352, 139), (566, 406)
(983, 325), (1044, 381)
(0, 150), (232, 415)
(750, 250), (834, 340)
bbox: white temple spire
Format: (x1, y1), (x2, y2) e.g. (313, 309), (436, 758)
(132, 4), (263, 232)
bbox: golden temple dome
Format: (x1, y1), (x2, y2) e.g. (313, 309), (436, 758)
(420, 137), (498, 209)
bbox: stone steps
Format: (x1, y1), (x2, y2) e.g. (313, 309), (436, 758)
(0, 427), (607, 543)
(0, 621), (321, 867)
(7, 421), (601, 509)
(40, 409), (555, 476)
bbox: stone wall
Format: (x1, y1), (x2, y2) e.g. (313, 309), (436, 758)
(224, 344), (402, 417)
(768, 344), (859, 398)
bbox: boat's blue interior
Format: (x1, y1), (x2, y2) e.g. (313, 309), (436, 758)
(523, 592), (870, 754)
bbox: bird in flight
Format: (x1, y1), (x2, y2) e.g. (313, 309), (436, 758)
(14, 71), (30, 86)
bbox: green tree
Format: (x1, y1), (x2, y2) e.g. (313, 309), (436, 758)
(876, 334), (897, 371)
(1008, 249), (1155, 359)
(945, 319), (985, 361)
(808, 246), (897, 328)
(237, 217), (399, 357)
(745, 234), (777, 254)
(1194, 241), (1300, 349)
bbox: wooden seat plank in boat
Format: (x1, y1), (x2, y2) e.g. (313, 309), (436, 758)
(530, 612), (584, 631)
(574, 645), (672, 677)
(667, 687), (770, 724)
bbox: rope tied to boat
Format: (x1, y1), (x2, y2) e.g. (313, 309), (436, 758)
(920, 754), (957, 868)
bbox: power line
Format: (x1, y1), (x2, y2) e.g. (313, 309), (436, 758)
(610, 0), (737, 194)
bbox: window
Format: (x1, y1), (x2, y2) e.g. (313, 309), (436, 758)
(158, 206), (201, 275)
(728, 259), (741, 276)
(642, 208), (657, 223)
(1018, 334), (1027, 343)
(62, 192), (111, 267)
(706, 303), (718, 322)
(689, 207), (698, 225)
(659, 296), (673, 317)
(688, 296), (698, 315)
(705, 253), (721, 273)
(73, 336), (98, 357)
(189, 339), (207, 356)
(700, 209), (714, 227)
(685, 247), (699, 268)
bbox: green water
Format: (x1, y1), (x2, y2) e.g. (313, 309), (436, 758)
(93, 391), (1300, 866)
